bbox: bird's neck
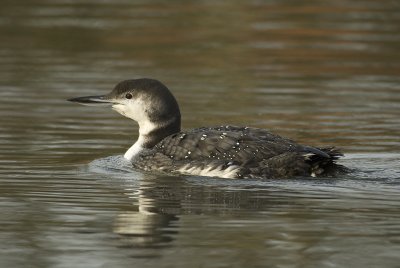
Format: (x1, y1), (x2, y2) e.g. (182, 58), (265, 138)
(124, 116), (181, 161)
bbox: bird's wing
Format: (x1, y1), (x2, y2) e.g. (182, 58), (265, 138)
(153, 126), (304, 164)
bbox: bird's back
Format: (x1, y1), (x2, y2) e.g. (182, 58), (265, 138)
(132, 125), (343, 179)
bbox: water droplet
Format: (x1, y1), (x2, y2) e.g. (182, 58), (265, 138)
(187, 151), (191, 155)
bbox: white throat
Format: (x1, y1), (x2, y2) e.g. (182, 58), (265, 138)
(112, 97), (179, 162)
(124, 121), (158, 161)
(112, 98), (158, 161)
(124, 137), (144, 161)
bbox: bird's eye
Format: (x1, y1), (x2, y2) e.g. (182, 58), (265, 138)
(125, 93), (133, 99)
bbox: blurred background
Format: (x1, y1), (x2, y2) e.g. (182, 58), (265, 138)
(1, 1), (400, 268)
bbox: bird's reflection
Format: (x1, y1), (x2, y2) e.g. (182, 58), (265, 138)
(113, 175), (182, 247)
(110, 171), (315, 251)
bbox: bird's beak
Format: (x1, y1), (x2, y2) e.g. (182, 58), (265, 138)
(67, 95), (114, 106)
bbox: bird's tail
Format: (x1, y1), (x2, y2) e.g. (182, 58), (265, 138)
(307, 147), (346, 177)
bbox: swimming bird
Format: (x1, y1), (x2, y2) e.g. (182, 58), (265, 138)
(68, 78), (344, 179)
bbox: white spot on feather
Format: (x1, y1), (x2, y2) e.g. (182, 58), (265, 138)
(303, 153), (315, 160)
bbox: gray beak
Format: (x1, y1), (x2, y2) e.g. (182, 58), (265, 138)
(67, 95), (113, 106)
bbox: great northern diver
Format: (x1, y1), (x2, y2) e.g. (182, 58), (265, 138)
(68, 78), (344, 179)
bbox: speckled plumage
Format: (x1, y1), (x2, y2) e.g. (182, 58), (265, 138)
(132, 125), (343, 179)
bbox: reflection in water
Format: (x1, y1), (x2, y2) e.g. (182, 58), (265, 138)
(113, 177), (180, 248)
(88, 157), (180, 248)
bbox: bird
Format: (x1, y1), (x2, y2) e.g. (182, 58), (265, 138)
(68, 78), (345, 179)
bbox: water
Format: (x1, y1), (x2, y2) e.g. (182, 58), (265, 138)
(1, 1), (400, 267)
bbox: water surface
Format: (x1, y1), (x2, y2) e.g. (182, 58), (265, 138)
(1, 1), (400, 267)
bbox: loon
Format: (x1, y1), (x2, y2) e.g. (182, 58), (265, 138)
(68, 78), (344, 179)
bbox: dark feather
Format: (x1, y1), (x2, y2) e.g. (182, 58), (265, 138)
(132, 126), (344, 179)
